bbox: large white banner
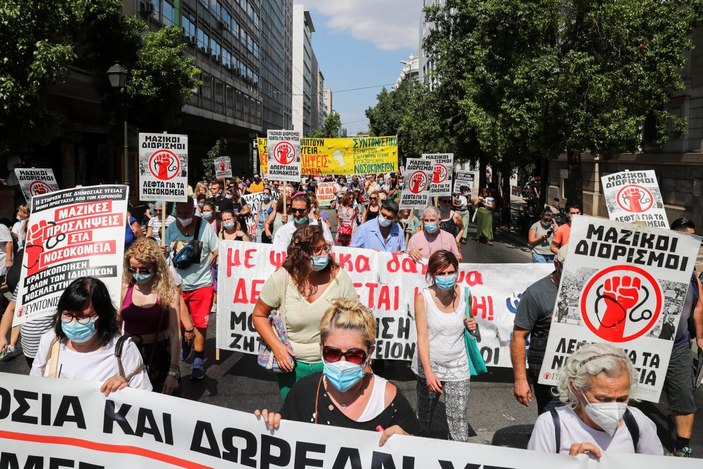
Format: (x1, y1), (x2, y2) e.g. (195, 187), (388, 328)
(427, 153), (454, 197)
(539, 216), (699, 402)
(216, 242), (551, 367)
(138, 133), (188, 203)
(399, 158), (433, 209)
(14, 185), (128, 326)
(266, 130), (301, 182)
(601, 170), (668, 228)
(0, 373), (697, 468)
(14, 168), (59, 201)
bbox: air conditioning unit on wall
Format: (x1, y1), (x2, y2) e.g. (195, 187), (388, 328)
(139, 1), (154, 16)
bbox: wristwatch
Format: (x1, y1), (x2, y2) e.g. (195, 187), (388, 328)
(168, 370), (181, 381)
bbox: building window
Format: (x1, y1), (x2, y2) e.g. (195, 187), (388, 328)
(202, 75), (213, 103)
(182, 14), (196, 39)
(197, 28), (210, 52)
(162, 1), (175, 26)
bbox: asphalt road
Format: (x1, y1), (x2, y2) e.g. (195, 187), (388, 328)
(1, 220), (701, 458)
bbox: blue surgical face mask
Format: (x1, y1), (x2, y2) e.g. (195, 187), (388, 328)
(202, 211), (213, 220)
(294, 216), (309, 225)
(435, 274), (457, 291)
(323, 359), (366, 392)
(262, 196), (271, 203)
(61, 317), (97, 343)
(311, 254), (329, 271)
(223, 221), (235, 230)
(132, 272), (154, 284)
(424, 222), (438, 233)
(378, 215), (392, 228)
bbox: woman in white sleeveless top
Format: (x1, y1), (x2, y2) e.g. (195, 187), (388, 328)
(412, 249), (476, 441)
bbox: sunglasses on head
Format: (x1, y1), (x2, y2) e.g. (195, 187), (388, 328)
(322, 346), (368, 365)
(128, 267), (153, 275)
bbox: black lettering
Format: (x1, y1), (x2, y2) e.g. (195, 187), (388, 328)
(586, 224), (604, 240)
(371, 452), (415, 469)
(261, 434), (291, 469)
(49, 458), (74, 469)
(0, 388), (10, 419)
(551, 355), (565, 369)
(381, 318), (393, 339)
(12, 390), (37, 424)
(54, 396), (86, 429)
(396, 318), (411, 340)
(438, 462), (481, 469)
(0, 452), (21, 469)
(294, 442), (325, 468)
(222, 428), (257, 466)
(574, 240), (589, 256)
(332, 447), (362, 469)
(190, 420), (221, 457)
(103, 401), (134, 435)
(135, 408), (163, 443)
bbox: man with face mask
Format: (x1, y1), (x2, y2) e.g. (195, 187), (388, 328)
(272, 194), (333, 250)
(529, 209), (557, 263)
(406, 206), (461, 262)
(351, 199), (405, 252)
(164, 197), (219, 380)
(528, 343), (663, 457)
(510, 247), (567, 415)
(249, 174), (264, 193)
(550, 204), (581, 254)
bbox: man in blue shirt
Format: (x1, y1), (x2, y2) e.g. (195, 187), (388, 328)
(351, 199), (405, 252)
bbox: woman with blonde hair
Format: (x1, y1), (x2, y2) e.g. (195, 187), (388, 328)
(119, 237), (182, 394)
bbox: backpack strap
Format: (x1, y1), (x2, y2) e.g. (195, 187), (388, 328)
(114, 336), (146, 382)
(623, 408), (639, 451)
(47, 338), (61, 378)
(550, 408), (561, 453)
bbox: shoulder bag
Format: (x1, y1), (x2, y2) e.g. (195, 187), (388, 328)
(257, 273), (295, 372)
(464, 287), (487, 376)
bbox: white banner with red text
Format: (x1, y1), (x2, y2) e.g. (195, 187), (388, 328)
(216, 241), (552, 366)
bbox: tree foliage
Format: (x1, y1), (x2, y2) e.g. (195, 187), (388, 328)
(322, 111), (342, 137)
(203, 138), (228, 181)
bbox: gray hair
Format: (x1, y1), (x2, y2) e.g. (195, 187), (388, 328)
(556, 342), (638, 406)
(422, 205), (440, 219)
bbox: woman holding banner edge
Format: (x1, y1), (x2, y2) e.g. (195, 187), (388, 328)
(253, 225), (356, 399)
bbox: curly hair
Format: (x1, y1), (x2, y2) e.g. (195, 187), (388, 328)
(320, 298), (377, 350)
(282, 225), (337, 293)
(123, 237), (175, 306)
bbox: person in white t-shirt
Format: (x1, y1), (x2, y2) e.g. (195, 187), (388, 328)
(146, 201), (176, 245)
(31, 277), (152, 395)
(0, 222), (13, 278)
(528, 343), (662, 458)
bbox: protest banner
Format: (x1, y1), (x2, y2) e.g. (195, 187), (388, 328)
(399, 158), (433, 209)
(258, 136), (398, 176)
(426, 153), (454, 196)
(216, 241), (551, 366)
(14, 168), (60, 201)
(316, 181), (337, 208)
(601, 170), (668, 228)
(454, 170), (478, 198)
(214, 156), (233, 179)
(13, 185), (128, 326)
(240, 191), (281, 236)
(256, 137), (268, 179)
(138, 133), (188, 203)
(266, 130), (301, 182)
(538, 216), (699, 402)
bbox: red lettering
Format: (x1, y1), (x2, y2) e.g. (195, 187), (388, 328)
(269, 250), (286, 269)
(244, 249), (256, 268)
(464, 271), (483, 286)
(387, 253), (401, 273)
(378, 285), (391, 310)
(473, 295), (494, 320)
(365, 282), (379, 308)
(232, 278), (249, 304)
(356, 255), (371, 273)
(251, 279), (265, 303)
(338, 253), (354, 271)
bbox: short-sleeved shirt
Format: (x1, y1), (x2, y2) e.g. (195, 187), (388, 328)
(248, 181), (264, 193)
(272, 219), (334, 251)
(147, 215), (176, 245)
(165, 218), (218, 291)
(0, 224), (12, 276)
(406, 230), (460, 259)
(552, 223), (571, 250)
(530, 221), (555, 256)
(513, 274), (558, 366)
(351, 219), (405, 252)
(528, 406), (663, 456)
(258, 268), (357, 362)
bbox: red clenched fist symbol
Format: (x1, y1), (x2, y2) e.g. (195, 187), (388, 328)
(411, 173), (423, 192)
(599, 276), (641, 341)
(622, 187), (643, 212)
(155, 153), (171, 179)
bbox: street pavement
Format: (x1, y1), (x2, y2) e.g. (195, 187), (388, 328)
(1, 218), (701, 458)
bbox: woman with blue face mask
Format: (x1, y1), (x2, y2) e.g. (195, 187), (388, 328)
(412, 249), (476, 442)
(253, 225), (357, 399)
(30, 277), (152, 396)
(255, 298), (428, 446)
(118, 238), (182, 394)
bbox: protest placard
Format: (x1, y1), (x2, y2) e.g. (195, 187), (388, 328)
(399, 158), (433, 209)
(266, 130), (301, 182)
(426, 153), (454, 196)
(14, 168), (60, 201)
(258, 136), (398, 176)
(454, 170), (478, 198)
(214, 156), (232, 179)
(601, 170), (668, 228)
(240, 191), (281, 236)
(138, 133), (188, 203)
(315, 181), (337, 208)
(538, 215), (699, 402)
(216, 242), (551, 366)
(13, 185), (129, 326)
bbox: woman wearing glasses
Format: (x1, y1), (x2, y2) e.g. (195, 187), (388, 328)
(118, 237), (182, 394)
(31, 277), (152, 395)
(361, 192), (380, 224)
(253, 225), (356, 398)
(256, 298), (427, 445)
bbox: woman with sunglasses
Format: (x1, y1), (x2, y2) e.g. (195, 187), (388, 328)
(263, 196), (289, 243)
(253, 225), (356, 398)
(31, 277), (152, 395)
(361, 192), (380, 224)
(118, 237), (182, 394)
(413, 249), (476, 441)
(255, 298), (427, 445)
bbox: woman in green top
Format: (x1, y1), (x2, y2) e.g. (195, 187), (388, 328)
(253, 225), (356, 398)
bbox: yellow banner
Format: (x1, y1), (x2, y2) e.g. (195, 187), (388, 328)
(258, 136), (398, 176)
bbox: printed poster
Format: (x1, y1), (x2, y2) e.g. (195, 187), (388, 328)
(399, 158), (433, 209)
(266, 130), (301, 182)
(539, 216), (699, 402)
(315, 181), (337, 208)
(14, 168), (60, 201)
(138, 133), (188, 203)
(454, 170), (478, 198)
(214, 156), (233, 179)
(13, 185), (129, 326)
(240, 191), (280, 236)
(601, 170), (668, 228)
(426, 153), (454, 196)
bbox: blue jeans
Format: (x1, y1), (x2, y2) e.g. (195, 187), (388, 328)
(532, 252), (554, 263)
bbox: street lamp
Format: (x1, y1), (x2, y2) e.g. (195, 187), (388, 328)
(107, 62), (129, 185)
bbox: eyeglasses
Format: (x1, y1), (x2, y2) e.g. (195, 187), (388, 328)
(127, 267), (153, 275)
(322, 346), (368, 365)
(568, 211), (581, 215)
(290, 207), (307, 214)
(61, 311), (97, 325)
(370, 197), (378, 200)
(312, 243), (332, 256)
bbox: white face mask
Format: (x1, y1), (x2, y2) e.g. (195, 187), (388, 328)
(177, 216), (193, 227)
(583, 394), (628, 436)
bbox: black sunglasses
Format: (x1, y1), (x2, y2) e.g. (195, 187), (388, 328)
(290, 207), (307, 214)
(322, 346), (368, 365)
(127, 267), (153, 275)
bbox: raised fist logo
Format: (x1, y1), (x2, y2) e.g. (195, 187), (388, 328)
(148, 149), (180, 180)
(409, 171), (428, 194)
(581, 266), (661, 342)
(616, 184), (653, 213)
(273, 141), (295, 165)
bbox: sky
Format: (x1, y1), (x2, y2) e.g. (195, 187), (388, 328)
(293, 0), (423, 135)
